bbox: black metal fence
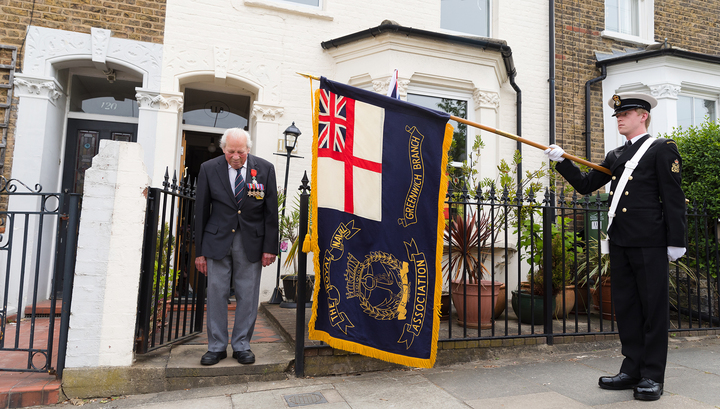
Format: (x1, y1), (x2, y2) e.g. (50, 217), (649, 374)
(0, 177), (79, 376)
(135, 170), (205, 353)
(441, 185), (720, 344)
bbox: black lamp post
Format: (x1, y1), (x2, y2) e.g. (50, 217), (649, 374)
(269, 122), (303, 304)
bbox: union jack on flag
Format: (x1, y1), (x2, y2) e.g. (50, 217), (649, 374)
(318, 91), (350, 154)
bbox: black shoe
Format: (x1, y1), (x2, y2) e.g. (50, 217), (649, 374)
(200, 350), (227, 365)
(634, 378), (663, 401)
(598, 373), (640, 390)
(233, 350), (255, 364)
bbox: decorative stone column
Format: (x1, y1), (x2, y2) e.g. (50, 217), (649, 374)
(649, 83), (681, 137)
(372, 76), (410, 99)
(11, 75), (66, 190)
(473, 88), (501, 182)
(251, 102), (285, 159)
(135, 89), (184, 185)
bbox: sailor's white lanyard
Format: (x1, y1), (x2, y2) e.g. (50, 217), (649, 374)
(605, 137), (656, 236)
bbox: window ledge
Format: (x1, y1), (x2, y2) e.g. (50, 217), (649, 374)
(601, 30), (657, 46)
(242, 0), (333, 20)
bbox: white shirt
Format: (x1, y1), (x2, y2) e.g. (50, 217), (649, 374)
(627, 133), (648, 145)
(228, 163), (246, 192)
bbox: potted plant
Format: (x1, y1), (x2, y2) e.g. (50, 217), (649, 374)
(152, 223), (178, 327)
(512, 217), (580, 323)
(279, 193), (313, 304)
(443, 210), (503, 328)
(575, 235), (610, 318)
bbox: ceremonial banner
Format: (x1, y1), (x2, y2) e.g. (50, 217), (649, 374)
(308, 77), (453, 368)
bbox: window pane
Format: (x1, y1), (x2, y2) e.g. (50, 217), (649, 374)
(441, 0), (490, 37)
(605, 0), (619, 32)
(69, 75), (140, 117)
(619, 0), (639, 35)
(407, 94), (467, 163)
(677, 96), (693, 129)
(182, 89), (250, 129)
(606, 0), (637, 35)
(695, 98), (716, 125)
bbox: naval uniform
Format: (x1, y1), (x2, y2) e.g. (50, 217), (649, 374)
(555, 134), (686, 383)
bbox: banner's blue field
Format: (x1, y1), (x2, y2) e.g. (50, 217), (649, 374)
(308, 77), (452, 368)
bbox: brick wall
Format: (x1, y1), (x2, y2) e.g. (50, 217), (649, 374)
(0, 0), (167, 179)
(555, 0), (720, 165)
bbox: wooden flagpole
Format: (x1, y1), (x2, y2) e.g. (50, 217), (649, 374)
(449, 116), (611, 175)
(297, 72), (611, 175)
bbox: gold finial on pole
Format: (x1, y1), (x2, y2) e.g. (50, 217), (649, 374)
(297, 72), (320, 81)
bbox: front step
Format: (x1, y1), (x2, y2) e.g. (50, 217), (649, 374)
(60, 342), (294, 399)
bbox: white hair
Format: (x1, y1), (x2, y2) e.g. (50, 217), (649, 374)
(219, 128), (252, 150)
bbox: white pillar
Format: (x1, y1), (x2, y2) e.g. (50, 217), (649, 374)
(2, 75), (67, 311)
(473, 89), (501, 185)
(250, 102), (287, 301)
(649, 83), (681, 137)
(65, 141), (150, 368)
(135, 89), (184, 186)
(11, 75), (66, 191)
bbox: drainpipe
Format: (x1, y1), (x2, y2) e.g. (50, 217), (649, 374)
(549, 0), (556, 148)
(584, 65), (607, 161)
(501, 46), (522, 190)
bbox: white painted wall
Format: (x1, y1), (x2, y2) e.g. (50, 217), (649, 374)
(65, 141), (150, 368)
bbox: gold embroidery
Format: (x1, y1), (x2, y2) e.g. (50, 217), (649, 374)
(671, 159), (680, 173)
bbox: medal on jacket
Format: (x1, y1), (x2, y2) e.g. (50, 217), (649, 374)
(247, 169), (265, 199)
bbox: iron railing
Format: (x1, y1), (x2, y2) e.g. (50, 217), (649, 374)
(440, 185), (720, 344)
(0, 177), (79, 376)
(135, 170), (205, 353)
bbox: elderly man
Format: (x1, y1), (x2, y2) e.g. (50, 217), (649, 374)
(195, 128), (278, 365)
(545, 93), (686, 401)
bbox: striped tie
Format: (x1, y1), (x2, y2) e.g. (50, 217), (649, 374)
(234, 168), (244, 206)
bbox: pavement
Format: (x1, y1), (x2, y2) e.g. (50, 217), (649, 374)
(24, 334), (720, 408)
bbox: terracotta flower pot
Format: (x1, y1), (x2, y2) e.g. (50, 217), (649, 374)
(554, 285), (576, 318)
(591, 279), (615, 321)
(451, 280), (501, 329)
(494, 283), (507, 319)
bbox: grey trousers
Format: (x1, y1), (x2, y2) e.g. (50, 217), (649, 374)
(206, 230), (262, 353)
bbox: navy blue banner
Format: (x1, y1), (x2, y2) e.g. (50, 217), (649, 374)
(308, 77), (452, 368)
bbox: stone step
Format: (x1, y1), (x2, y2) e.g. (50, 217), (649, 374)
(61, 343), (294, 399)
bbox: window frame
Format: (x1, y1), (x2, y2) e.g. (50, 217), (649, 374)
(676, 93), (718, 129)
(243, 0), (332, 20)
(407, 86), (474, 166)
(602, 0), (655, 45)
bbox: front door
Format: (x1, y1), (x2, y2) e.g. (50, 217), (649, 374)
(55, 119), (138, 296)
(62, 119), (138, 195)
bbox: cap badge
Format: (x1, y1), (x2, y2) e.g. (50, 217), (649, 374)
(612, 95), (622, 108)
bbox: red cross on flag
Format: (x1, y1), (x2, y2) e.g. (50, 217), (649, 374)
(317, 89), (383, 221)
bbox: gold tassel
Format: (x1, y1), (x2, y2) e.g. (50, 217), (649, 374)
(302, 232), (312, 253)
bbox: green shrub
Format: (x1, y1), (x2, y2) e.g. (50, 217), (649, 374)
(666, 119), (720, 218)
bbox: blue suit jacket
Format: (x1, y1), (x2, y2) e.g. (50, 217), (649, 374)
(194, 154), (279, 262)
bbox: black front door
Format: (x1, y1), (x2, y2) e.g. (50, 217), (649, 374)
(55, 119), (138, 296)
(62, 119), (138, 195)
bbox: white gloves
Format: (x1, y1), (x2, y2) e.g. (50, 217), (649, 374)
(544, 144), (565, 162)
(667, 246), (686, 262)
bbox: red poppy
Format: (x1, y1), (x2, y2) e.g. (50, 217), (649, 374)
(251, 169), (257, 177)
